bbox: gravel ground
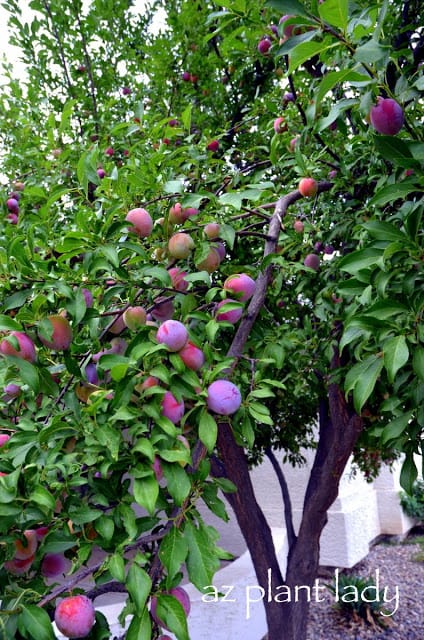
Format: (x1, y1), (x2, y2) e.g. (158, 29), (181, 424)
(305, 528), (424, 639)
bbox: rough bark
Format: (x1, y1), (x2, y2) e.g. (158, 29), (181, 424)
(277, 360), (364, 640)
(211, 427), (286, 639)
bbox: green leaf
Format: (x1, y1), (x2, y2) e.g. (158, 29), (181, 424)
(288, 40), (339, 74)
(354, 40), (390, 63)
(368, 183), (420, 207)
(133, 475), (159, 516)
(383, 335), (409, 383)
(67, 504), (102, 525)
(265, 0), (310, 18)
(373, 136), (413, 165)
(381, 412), (412, 445)
(126, 607), (152, 640)
(127, 564), (152, 614)
(344, 355), (384, 413)
(340, 325), (369, 352)
(109, 553), (126, 582)
(5, 356), (40, 392)
(184, 520), (220, 590)
(0, 315), (22, 331)
(198, 409), (218, 452)
(315, 69), (371, 106)
(412, 347), (424, 382)
(155, 595), (190, 640)
(218, 192), (244, 210)
(181, 104), (192, 131)
(159, 527), (189, 582)
(95, 515), (115, 541)
(162, 462), (191, 505)
(399, 452), (418, 494)
(361, 220), (408, 242)
(338, 248), (382, 275)
(18, 606), (55, 640)
(201, 483), (229, 521)
(29, 485), (57, 511)
(364, 299), (409, 320)
(318, 0), (348, 31)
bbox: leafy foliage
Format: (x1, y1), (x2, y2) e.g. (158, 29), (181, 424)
(400, 479), (424, 520)
(326, 571), (394, 628)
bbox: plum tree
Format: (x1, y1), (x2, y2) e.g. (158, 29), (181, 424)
(54, 595), (96, 639)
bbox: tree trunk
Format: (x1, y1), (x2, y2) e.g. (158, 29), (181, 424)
(213, 364), (363, 640)
(275, 376), (364, 640)
(211, 423), (286, 639)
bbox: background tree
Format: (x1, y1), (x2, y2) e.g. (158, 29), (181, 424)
(0, 1), (422, 640)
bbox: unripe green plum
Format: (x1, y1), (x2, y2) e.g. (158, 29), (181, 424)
(207, 380), (241, 415)
(223, 273), (256, 302)
(14, 530), (38, 560)
(126, 207), (153, 238)
(123, 306), (147, 330)
(54, 595), (96, 639)
(156, 320), (188, 352)
(169, 202), (184, 224)
(38, 315), (73, 350)
(168, 233), (195, 259)
(0, 331), (37, 362)
(196, 246), (221, 273)
(204, 223), (221, 239)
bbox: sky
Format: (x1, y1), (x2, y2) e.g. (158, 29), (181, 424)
(0, 0), (166, 81)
